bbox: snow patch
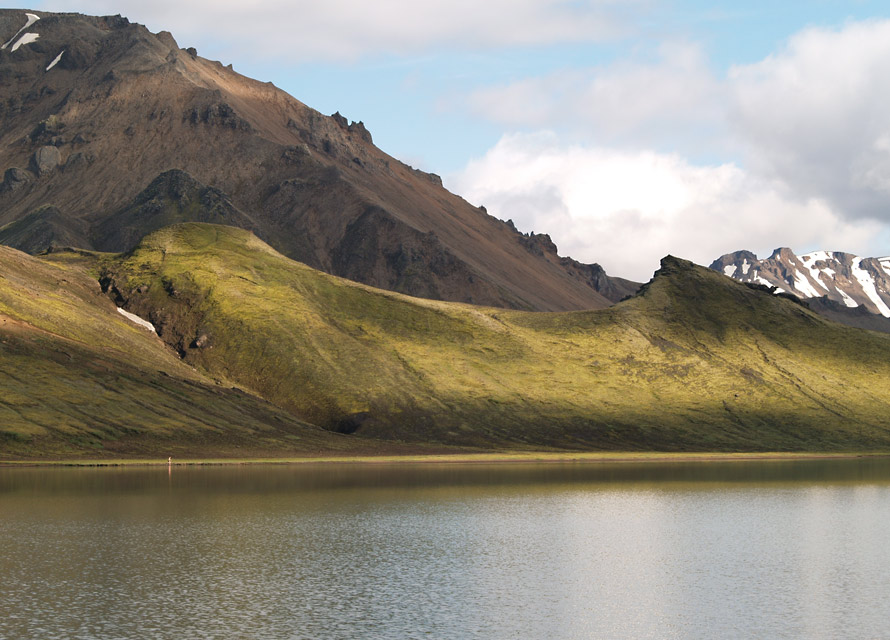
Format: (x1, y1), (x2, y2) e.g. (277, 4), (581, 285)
(799, 252), (833, 293)
(741, 259), (750, 275)
(801, 251), (831, 264)
(723, 264), (737, 277)
(850, 259), (890, 317)
(117, 307), (157, 334)
(45, 50), (64, 71)
(10, 32), (39, 52)
(1, 12), (39, 50)
(838, 289), (858, 308)
(755, 276), (773, 287)
(802, 264), (828, 295)
(880, 259), (890, 277)
(792, 269), (822, 298)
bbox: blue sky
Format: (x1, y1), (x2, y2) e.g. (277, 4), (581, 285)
(33, 1), (890, 278)
(226, 0), (890, 173)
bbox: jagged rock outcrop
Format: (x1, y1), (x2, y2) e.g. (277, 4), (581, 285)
(558, 257), (640, 303)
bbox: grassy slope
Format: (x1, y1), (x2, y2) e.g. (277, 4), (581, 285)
(98, 223), (890, 452)
(0, 245), (369, 459)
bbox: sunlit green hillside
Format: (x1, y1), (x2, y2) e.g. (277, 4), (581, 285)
(91, 223), (890, 452)
(0, 244), (360, 458)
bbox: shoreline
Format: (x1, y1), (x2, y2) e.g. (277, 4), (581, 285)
(2, 451), (889, 468)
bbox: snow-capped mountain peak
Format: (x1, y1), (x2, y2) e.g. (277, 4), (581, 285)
(710, 248), (890, 317)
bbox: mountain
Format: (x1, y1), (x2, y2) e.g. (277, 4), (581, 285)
(0, 9), (637, 311)
(711, 248), (890, 332)
(5, 222), (890, 457)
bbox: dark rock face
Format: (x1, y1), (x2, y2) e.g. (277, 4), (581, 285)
(331, 111), (348, 129)
(516, 230), (639, 302)
(331, 206), (513, 306)
(0, 204), (90, 253)
(186, 102), (253, 131)
(0, 8), (636, 312)
(520, 232), (558, 257)
(558, 257), (640, 303)
(347, 120), (372, 144)
(92, 169), (255, 252)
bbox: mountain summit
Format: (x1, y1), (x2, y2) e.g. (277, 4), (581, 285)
(0, 9), (637, 311)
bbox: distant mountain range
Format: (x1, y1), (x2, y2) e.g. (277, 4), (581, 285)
(711, 248), (890, 332)
(0, 9), (637, 312)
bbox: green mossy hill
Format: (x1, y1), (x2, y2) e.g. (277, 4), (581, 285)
(101, 223), (890, 451)
(0, 244), (361, 459)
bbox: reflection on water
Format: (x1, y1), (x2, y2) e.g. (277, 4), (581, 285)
(3, 459), (890, 639)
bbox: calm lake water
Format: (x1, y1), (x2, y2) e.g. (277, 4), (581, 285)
(3, 459), (890, 639)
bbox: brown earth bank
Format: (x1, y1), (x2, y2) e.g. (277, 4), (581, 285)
(3, 451), (888, 466)
(0, 9), (638, 311)
(0, 438), (483, 463)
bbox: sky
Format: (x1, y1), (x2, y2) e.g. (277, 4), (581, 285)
(32, 0), (890, 280)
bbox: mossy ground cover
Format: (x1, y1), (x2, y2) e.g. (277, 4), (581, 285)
(0, 244), (371, 459)
(83, 223), (890, 454)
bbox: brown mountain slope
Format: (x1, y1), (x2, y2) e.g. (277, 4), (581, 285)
(0, 10), (637, 311)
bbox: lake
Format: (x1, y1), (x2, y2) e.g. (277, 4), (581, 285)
(3, 459), (890, 639)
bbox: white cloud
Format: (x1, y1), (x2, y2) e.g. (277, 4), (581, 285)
(454, 19), (890, 279)
(450, 133), (883, 281)
(729, 19), (890, 220)
(467, 42), (723, 152)
(467, 19), (890, 224)
(35, 0), (636, 61)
